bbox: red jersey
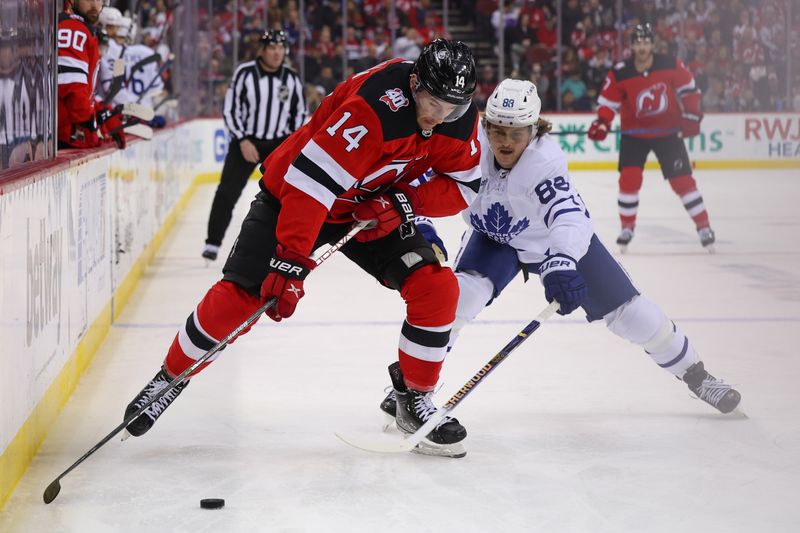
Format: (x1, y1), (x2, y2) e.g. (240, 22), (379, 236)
(57, 12), (100, 143)
(260, 59), (482, 256)
(596, 54), (701, 138)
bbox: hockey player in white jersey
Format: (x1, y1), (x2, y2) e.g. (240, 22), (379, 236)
(381, 79), (740, 427)
(97, 8), (164, 107)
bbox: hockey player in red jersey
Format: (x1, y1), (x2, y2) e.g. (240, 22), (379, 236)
(57, 0), (103, 148)
(122, 40), (482, 457)
(588, 23), (715, 252)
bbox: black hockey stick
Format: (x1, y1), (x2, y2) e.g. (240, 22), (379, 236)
(135, 54), (174, 103)
(104, 58), (126, 101)
(336, 300), (560, 454)
(43, 220), (369, 504)
(153, 94), (178, 112)
(128, 52), (161, 81)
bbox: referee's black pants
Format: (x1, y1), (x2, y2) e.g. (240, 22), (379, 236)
(205, 136), (286, 247)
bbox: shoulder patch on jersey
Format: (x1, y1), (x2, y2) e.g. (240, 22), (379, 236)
(278, 84), (291, 102)
(379, 88), (410, 112)
(357, 62), (418, 141)
(433, 103), (478, 142)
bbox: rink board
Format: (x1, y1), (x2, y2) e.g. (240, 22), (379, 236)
(0, 125), (197, 509)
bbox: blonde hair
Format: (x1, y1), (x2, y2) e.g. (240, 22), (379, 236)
(535, 117), (552, 138)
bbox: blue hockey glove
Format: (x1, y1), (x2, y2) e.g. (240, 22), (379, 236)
(539, 254), (587, 315)
(415, 216), (448, 262)
(149, 115), (167, 129)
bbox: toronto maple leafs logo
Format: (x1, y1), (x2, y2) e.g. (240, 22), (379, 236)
(470, 202), (530, 244)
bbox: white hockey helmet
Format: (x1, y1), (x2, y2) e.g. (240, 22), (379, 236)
(116, 16), (134, 39)
(98, 6), (123, 27)
(484, 79), (541, 128)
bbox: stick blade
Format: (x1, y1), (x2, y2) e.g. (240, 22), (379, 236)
(125, 123), (153, 140)
(120, 103), (155, 121)
(43, 480), (61, 504)
(335, 432), (416, 454)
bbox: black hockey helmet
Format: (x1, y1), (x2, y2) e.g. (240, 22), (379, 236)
(260, 29), (288, 47)
(413, 39), (477, 108)
(630, 23), (654, 43)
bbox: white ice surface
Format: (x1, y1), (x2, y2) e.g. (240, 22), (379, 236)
(1, 169), (799, 533)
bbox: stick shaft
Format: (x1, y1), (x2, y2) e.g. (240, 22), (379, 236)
(404, 301), (560, 448)
(46, 220), (367, 487)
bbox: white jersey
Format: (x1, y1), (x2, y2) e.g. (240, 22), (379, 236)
(98, 41), (163, 107)
(463, 124), (594, 264)
(98, 40), (131, 103)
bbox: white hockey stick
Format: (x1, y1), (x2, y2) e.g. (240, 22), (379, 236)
(336, 301), (560, 454)
(119, 102), (155, 121)
(124, 123), (154, 140)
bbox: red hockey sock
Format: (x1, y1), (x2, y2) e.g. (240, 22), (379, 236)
(397, 265), (458, 391)
(618, 166), (644, 229)
(668, 174), (710, 229)
(164, 280), (262, 377)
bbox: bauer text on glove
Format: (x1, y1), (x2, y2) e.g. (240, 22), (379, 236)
(261, 245), (316, 321)
(352, 184), (418, 242)
(539, 254), (587, 315)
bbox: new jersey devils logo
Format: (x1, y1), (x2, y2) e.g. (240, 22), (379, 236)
(635, 82), (668, 117)
(380, 88), (410, 112)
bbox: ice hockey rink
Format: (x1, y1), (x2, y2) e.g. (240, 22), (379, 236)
(1, 167), (798, 532)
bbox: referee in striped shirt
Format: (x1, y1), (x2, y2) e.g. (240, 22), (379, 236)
(203, 29), (306, 261)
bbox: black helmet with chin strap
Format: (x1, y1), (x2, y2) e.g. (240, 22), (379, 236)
(413, 39), (476, 106)
(630, 23), (654, 43)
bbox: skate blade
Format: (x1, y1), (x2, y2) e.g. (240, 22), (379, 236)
(382, 413), (396, 432)
(411, 439), (467, 459)
(728, 407), (748, 419)
(618, 244), (628, 254)
(121, 429), (132, 441)
(704, 244), (716, 254)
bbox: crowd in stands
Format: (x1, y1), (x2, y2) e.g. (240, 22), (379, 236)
(479, 0), (797, 113)
(134, 0), (797, 116)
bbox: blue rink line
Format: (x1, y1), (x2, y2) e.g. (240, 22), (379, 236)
(112, 316), (800, 329)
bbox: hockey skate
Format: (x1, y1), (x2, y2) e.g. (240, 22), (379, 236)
(616, 227), (634, 253)
(379, 387), (397, 431)
(383, 362), (467, 458)
(201, 244), (220, 262)
(697, 227), (715, 253)
(682, 362), (740, 414)
(123, 366), (189, 437)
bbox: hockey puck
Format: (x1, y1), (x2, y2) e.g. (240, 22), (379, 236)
(200, 498), (225, 509)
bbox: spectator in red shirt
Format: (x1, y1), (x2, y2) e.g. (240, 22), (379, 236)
(537, 16), (557, 48)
